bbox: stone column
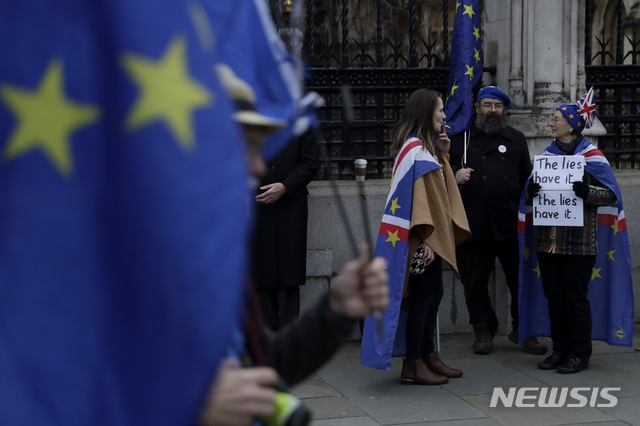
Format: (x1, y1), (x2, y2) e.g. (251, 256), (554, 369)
(484, 0), (588, 155)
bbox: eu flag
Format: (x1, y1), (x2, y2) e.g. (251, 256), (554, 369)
(518, 140), (634, 348)
(444, 0), (483, 136)
(0, 1), (250, 424)
(202, 0), (321, 161)
(361, 138), (441, 370)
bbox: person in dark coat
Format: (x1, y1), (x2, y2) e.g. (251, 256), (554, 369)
(449, 86), (547, 355)
(251, 127), (320, 330)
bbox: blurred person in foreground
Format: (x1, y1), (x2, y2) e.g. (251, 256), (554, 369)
(197, 65), (389, 425)
(449, 86), (547, 356)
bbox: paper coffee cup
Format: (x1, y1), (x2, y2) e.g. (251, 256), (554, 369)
(354, 159), (367, 181)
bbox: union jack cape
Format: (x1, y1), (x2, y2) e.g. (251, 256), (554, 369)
(517, 138), (634, 347)
(361, 138), (441, 370)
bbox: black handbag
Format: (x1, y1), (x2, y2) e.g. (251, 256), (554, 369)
(409, 242), (428, 275)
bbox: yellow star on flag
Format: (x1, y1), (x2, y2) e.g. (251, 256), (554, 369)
(607, 249), (615, 261)
(474, 48), (481, 63)
(533, 263), (541, 278)
(450, 81), (459, 97)
(473, 27), (481, 41)
(386, 229), (400, 247)
(591, 267), (602, 281)
(569, 114), (574, 119)
(121, 36), (212, 150)
(562, 107), (567, 110)
(464, 64), (474, 81)
(456, 1), (461, 13)
(463, 5), (475, 18)
(524, 246), (530, 261)
(390, 197), (401, 215)
(1, 59), (100, 176)
(611, 219), (619, 235)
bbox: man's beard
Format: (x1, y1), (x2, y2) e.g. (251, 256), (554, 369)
(475, 111), (507, 136)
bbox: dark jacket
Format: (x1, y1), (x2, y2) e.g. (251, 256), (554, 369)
(450, 124), (531, 242)
(251, 129), (320, 288)
(243, 286), (355, 387)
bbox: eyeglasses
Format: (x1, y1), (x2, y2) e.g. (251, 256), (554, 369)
(550, 117), (564, 124)
(480, 103), (504, 111)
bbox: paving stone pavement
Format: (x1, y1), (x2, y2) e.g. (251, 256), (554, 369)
(292, 325), (640, 426)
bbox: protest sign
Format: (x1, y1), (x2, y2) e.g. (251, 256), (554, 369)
(532, 155), (584, 226)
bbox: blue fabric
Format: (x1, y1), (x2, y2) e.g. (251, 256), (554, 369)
(518, 138), (634, 348)
(0, 1), (249, 424)
(477, 86), (511, 107)
(443, 0), (483, 136)
(557, 103), (585, 134)
(361, 138), (441, 370)
(203, 0), (319, 161)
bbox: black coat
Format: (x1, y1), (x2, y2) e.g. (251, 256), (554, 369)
(250, 129), (320, 288)
(449, 124), (532, 242)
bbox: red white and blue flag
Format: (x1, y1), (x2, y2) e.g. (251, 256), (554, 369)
(517, 138), (634, 347)
(361, 138), (441, 370)
(576, 86), (596, 129)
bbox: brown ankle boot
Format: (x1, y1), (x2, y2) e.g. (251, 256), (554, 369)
(400, 358), (449, 385)
(425, 352), (463, 378)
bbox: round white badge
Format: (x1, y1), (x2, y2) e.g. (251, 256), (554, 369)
(498, 144), (507, 153)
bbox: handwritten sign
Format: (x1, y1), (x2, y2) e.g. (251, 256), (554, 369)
(532, 155), (585, 190)
(532, 155), (584, 227)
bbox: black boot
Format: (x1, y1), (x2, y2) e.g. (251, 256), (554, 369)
(472, 322), (493, 355)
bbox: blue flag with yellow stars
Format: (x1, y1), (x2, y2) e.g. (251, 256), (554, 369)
(202, 0), (321, 161)
(444, 0), (483, 136)
(0, 1), (251, 424)
(361, 138), (441, 370)
(518, 139), (634, 348)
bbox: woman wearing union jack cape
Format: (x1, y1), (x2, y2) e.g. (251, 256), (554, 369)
(519, 88), (634, 375)
(361, 89), (470, 384)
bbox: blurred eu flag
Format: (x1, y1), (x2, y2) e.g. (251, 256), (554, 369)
(444, 0), (483, 136)
(202, 0), (321, 161)
(0, 1), (250, 424)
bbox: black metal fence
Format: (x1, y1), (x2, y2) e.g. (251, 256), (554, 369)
(585, 0), (640, 169)
(294, 0), (457, 180)
(271, 0), (639, 178)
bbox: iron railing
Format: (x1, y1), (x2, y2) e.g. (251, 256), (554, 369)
(585, 0), (640, 169)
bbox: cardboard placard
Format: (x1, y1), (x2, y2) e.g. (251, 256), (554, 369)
(532, 155), (585, 227)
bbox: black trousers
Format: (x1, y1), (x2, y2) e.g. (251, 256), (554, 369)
(405, 256), (443, 359)
(457, 236), (520, 332)
(537, 252), (595, 362)
(256, 287), (300, 331)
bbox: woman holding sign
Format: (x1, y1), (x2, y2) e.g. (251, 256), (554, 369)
(523, 88), (621, 374)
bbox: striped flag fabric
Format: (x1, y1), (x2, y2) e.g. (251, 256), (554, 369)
(518, 138), (634, 348)
(361, 138), (441, 370)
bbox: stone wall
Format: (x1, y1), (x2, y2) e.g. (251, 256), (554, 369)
(302, 171), (640, 337)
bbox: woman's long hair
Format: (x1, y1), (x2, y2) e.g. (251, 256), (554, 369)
(389, 88), (441, 158)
